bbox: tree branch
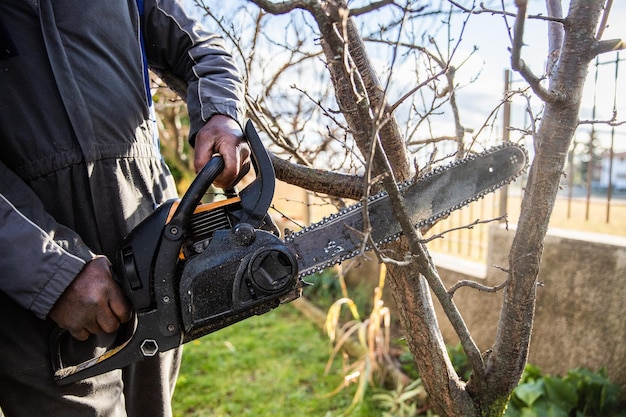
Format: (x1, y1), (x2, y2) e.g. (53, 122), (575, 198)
(595, 0), (613, 40)
(447, 278), (509, 298)
(593, 38), (626, 56)
(378, 169), (486, 381)
(510, 0), (559, 103)
(388, 67), (448, 113)
(246, 0), (309, 15)
(579, 110), (626, 127)
(446, 0), (565, 23)
(349, 0), (396, 16)
(422, 216), (507, 244)
(545, 0), (564, 78)
(269, 152), (365, 200)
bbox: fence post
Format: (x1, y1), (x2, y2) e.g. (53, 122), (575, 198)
(499, 69), (511, 219)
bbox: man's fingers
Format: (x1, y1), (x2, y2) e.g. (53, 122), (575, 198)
(193, 115), (249, 189)
(96, 309), (121, 334)
(109, 292), (132, 324)
(49, 255), (133, 340)
(98, 280), (131, 332)
(214, 141), (250, 189)
(69, 327), (91, 342)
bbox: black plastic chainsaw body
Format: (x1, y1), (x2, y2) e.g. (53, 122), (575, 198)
(51, 121), (301, 384)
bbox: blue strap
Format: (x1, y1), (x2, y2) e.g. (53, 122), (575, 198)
(136, 0), (160, 151)
(136, 0), (151, 105)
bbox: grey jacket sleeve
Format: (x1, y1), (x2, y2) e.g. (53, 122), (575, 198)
(141, 0), (246, 143)
(0, 161), (95, 319)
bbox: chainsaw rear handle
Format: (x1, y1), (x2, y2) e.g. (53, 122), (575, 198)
(166, 154), (224, 242)
(49, 156), (226, 386)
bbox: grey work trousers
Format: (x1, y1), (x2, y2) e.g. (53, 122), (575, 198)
(0, 293), (182, 417)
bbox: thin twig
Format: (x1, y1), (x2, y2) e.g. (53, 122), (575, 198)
(447, 0), (565, 23)
(579, 110), (626, 127)
(447, 278), (509, 298)
(421, 216), (507, 243)
(595, 0), (613, 40)
(246, 0), (309, 15)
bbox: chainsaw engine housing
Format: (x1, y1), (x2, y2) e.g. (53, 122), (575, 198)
(179, 223), (299, 342)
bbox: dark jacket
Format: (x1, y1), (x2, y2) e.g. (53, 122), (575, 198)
(0, 0), (245, 319)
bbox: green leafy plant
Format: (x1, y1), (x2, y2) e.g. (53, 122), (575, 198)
(304, 267), (345, 307)
(446, 343), (472, 382)
(372, 378), (435, 417)
(504, 364), (626, 417)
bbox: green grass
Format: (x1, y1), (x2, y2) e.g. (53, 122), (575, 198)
(172, 303), (381, 417)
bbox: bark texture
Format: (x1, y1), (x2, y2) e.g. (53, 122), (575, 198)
(476, 1), (609, 414)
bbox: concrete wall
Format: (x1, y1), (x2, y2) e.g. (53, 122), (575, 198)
(432, 224), (626, 390)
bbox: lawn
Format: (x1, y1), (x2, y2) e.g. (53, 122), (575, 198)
(172, 302), (381, 417)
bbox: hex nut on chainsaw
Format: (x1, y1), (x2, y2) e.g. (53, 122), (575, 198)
(140, 339), (159, 357)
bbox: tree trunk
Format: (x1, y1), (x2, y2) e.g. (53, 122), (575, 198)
(475, 1), (606, 414)
(310, 1), (410, 182)
(310, 2), (476, 415)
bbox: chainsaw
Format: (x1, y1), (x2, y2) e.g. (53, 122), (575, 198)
(50, 120), (527, 385)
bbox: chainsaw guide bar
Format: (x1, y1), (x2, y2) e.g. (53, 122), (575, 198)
(286, 142), (527, 277)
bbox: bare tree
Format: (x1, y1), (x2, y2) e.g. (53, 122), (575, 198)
(176, 1), (624, 416)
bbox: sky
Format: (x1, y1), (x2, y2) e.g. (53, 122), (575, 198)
(447, 1), (626, 152)
(185, 1), (626, 153)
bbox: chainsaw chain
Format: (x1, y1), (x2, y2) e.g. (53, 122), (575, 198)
(284, 142), (528, 277)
